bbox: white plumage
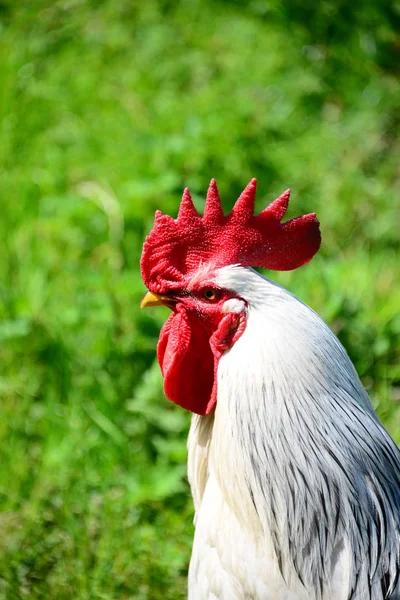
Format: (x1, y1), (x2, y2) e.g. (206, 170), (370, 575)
(187, 265), (400, 600)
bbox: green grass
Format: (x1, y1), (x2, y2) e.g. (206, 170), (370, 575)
(0, 1), (399, 598)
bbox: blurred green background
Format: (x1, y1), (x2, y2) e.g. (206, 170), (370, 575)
(0, 1), (399, 598)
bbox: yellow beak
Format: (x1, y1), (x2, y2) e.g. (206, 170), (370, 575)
(140, 291), (171, 308)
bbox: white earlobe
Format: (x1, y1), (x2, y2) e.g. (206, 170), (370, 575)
(222, 298), (245, 314)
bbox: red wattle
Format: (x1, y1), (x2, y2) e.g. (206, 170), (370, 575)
(156, 309), (245, 416)
(157, 309), (217, 415)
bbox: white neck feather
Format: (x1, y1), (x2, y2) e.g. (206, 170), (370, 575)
(188, 265), (373, 514)
(187, 266), (395, 597)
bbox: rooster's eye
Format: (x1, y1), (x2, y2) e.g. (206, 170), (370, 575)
(202, 288), (219, 302)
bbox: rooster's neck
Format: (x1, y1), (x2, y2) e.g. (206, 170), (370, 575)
(188, 265), (385, 597)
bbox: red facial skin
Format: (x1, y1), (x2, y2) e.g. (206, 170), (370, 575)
(156, 282), (247, 416)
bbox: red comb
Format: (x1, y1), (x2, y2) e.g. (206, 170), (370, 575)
(141, 179), (321, 292)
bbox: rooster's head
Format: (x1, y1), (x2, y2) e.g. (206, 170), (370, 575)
(140, 179), (320, 415)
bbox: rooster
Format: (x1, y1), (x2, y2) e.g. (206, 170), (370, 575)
(140, 179), (400, 600)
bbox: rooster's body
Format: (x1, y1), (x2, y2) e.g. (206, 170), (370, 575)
(141, 180), (400, 599)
